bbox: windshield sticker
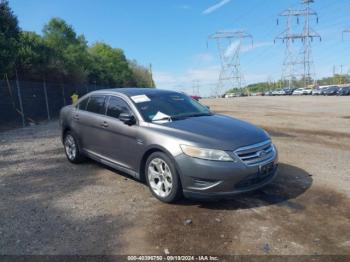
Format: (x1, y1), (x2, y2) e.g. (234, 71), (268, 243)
(152, 111), (171, 123)
(131, 95), (151, 103)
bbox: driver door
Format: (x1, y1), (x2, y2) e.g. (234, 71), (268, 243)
(100, 96), (141, 170)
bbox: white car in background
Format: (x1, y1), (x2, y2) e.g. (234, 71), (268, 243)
(293, 88), (312, 95)
(292, 88), (304, 95)
(272, 89), (286, 96)
(302, 88), (313, 95)
(312, 88), (323, 95)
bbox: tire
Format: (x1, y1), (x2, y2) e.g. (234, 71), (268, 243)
(63, 131), (85, 164)
(145, 152), (182, 203)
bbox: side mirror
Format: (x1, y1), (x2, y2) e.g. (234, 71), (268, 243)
(119, 113), (136, 125)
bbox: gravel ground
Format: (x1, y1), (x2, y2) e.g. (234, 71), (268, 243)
(0, 96), (349, 255)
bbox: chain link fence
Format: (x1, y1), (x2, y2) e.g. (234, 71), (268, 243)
(0, 80), (111, 131)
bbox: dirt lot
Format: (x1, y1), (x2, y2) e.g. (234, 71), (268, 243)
(0, 96), (349, 255)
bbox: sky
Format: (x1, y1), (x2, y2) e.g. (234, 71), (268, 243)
(9, 0), (350, 96)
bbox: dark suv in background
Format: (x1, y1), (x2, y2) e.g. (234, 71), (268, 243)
(323, 86), (339, 96)
(337, 87), (350, 96)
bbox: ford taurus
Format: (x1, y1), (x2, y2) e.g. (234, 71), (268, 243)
(60, 88), (278, 202)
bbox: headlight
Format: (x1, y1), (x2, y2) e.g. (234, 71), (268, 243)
(180, 145), (234, 161)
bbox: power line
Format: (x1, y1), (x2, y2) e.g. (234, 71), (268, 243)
(230, 0), (269, 27)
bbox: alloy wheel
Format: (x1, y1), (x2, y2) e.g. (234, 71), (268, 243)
(64, 134), (77, 161)
(148, 158), (173, 198)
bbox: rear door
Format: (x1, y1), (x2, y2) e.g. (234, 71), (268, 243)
(70, 96), (89, 139)
(78, 95), (108, 154)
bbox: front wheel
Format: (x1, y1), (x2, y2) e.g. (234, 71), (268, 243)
(145, 152), (182, 203)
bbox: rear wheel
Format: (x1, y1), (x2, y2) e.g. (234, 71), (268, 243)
(63, 131), (84, 163)
(145, 152), (182, 203)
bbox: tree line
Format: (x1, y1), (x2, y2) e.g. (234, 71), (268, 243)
(0, 0), (155, 87)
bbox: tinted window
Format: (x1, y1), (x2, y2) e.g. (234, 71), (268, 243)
(86, 96), (106, 114)
(106, 97), (131, 119)
(78, 97), (89, 111)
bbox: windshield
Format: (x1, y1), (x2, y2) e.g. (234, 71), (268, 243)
(132, 93), (211, 122)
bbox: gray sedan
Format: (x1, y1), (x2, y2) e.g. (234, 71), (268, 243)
(60, 88), (278, 202)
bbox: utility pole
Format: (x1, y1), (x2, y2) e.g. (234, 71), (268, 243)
(209, 30), (253, 97)
(15, 69), (25, 127)
(275, 0), (321, 88)
(149, 63), (153, 78)
(149, 63), (154, 87)
(192, 80), (200, 96)
(342, 25), (350, 85)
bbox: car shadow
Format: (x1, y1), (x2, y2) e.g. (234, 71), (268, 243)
(84, 158), (142, 183)
(84, 159), (312, 211)
(175, 163), (313, 210)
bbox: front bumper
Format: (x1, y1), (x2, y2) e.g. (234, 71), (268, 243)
(175, 147), (278, 199)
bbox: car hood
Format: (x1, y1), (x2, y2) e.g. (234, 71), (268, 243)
(151, 114), (270, 150)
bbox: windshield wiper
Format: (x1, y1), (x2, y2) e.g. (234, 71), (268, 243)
(185, 112), (213, 118)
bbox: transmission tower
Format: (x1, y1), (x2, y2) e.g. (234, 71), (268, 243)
(275, 9), (300, 88)
(301, 0), (321, 86)
(192, 80), (200, 96)
(275, 0), (321, 87)
(209, 30), (253, 97)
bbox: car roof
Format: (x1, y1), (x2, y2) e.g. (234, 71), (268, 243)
(89, 88), (181, 98)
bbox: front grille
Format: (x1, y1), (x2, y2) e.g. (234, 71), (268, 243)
(234, 140), (275, 166)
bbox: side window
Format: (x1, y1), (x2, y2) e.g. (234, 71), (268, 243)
(86, 96), (106, 114)
(78, 97), (89, 111)
(106, 96), (132, 119)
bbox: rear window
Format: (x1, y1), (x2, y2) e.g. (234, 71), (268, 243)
(86, 96), (106, 115)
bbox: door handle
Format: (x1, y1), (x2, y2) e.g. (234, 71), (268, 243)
(73, 114), (79, 121)
(101, 121), (109, 128)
